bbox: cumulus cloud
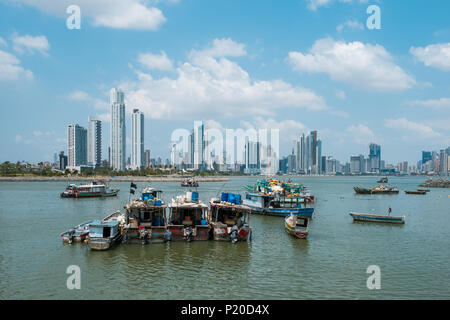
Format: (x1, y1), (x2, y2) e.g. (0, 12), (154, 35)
(120, 38), (328, 120)
(384, 118), (440, 138)
(409, 98), (450, 110)
(68, 90), (108, 110)
(15, 0), (166, 30)
(138, 51), (173, 71)
(0, 50), (33, 81)
(346, 124), (380, 145)
(336, 20), (364, 33)
(410, 42), (450, 71)
(287, 38), (416, 91)
(12, 34), (50, 56)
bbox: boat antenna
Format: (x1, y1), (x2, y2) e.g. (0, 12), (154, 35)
(216, 182), (227, 198)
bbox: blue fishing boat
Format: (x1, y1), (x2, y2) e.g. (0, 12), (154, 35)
(87, 211), (126, 250)
(349, 212), (405, 224)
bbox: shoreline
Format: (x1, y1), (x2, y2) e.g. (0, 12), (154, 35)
(0, 175), (231, 182)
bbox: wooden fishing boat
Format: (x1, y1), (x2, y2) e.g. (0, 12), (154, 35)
(87, 211), (126, 250)
(122, 187), (168, 245)
(166, 192), (210, 241)
(349, 212), (405, 224)
(416, 188), (430, 192)
(284, 214), (310, 239)
(405, 190), (427, 195)
(60, 181), (119, 198)
(181, 178), (199, 187)
(210, 193), (252, 242)
(354, 186), (399, 194)
(60, 220), (93, 244)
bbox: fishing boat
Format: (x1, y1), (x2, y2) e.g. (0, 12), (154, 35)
(416, 188), (430, 192)
(60, 181), (119, 198)
(87, 211), (126, 250)
(377, 177), (388, 183)
(243, 179), (314, 217)
(209, 193), (252, 242)
(354, 186), (399, 194)
(122, 187), (168, 244)
(60, 220), (93, 244)
(349, 212), (405, 224)
(405, 190), (427, 195)
(181, 178), (199, 188)
(284, 214), (310, 239)
(166, 191), (210, 241)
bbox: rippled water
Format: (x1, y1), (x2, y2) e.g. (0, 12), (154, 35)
(1, 176), (449, 299)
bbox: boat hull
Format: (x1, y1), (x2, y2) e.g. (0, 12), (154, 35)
(166, 225), (211, 241)
(60, 190), (119, 198)
(284, 220), (308, 239)
(122, 226), (167, 244)
(87, 234), (123, 250)
(212, 224), (251, 242)
(349, 212), (405, 224)
(354, 187), (399, 194)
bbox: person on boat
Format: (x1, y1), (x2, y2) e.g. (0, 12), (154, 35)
(388, 207), (392, 215)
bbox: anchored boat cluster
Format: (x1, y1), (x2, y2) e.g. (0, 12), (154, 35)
(60, 179), (317, 250)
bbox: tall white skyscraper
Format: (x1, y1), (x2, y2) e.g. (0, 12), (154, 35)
(131, 109), (144, 169)
(67, 124), (87, 167)
(87, 117), (102, 167)
(110, 88), (126, 171)
(193, 121), (204, 170)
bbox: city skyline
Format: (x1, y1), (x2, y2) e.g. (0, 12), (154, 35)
(1, 1), (449, 165)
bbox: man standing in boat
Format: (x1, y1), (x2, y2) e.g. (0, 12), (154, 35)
(388, 207), (392, 216)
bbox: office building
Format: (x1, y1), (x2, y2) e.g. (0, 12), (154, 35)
(67, 124), (87, 167)
(131, 109), (144, 169)
(110, 88), (126, 171)
(87, 117), (102, 167)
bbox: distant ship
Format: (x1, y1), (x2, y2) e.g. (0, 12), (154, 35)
(377, 177), (388, 183)
(60, 181), (119, 198)
(354, 185), (399, 194)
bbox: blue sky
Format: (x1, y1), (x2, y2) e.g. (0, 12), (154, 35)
(0, 0), (449, 165)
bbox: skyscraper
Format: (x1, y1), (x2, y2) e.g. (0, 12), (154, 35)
(110, 88), (126, 171)
(193, 121), (204, 170)
(67, 124), (87, 166)
(87, 117), (102, 167)
(144, 149), (151, 169)
(368, 143), (381, 173)
(131, 109), (144, 169)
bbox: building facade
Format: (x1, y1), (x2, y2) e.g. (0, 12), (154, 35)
(67, 124), (87, 167)
(131, 109), (144, 169)
(110, 88), (126, 171)
(87, 117), (102, 167)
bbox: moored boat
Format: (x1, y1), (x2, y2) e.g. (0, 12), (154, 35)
(167, 191), (210, 241)
(416, 188), (430, 192)
(87, 211), (126, 250)
(354, 186), (399, 194)
(377, 177), (388, 183)
(210, 193), (252, 242)
(181, 178), (199, 188)
(405, 190), (427, 195)
(60, 181), (119, 198)
(284, 214), (310, 239)
(349, 212), (405, 224)
(122, 187), (168, 244)
(60, 220), (92, 244)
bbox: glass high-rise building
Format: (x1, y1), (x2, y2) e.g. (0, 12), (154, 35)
(67, 124), (87, 167)
(110, 88), (126, 171)
(368, 143), (381, 173)
(193, 121), (204, 170)
(87, 117), (102, 167)
(131, 109), (144, 169)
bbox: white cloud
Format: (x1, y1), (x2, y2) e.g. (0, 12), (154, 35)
(336, 20), (364, 33)
(384, 118), (440, 138)
(287, 38), (416, 91)
(16, 0), (166, 30)
(409, 98), (450, 110)
(12, 34), (50, 56)
(410, 43), (450, 71)
(346, 124), (380, 145)
(0, 37), (7, 47)
(0, 50), (33, 81)
(138, 51), (173, 71)
(120, 38), (328, 120)
(68, 90), (109, 110)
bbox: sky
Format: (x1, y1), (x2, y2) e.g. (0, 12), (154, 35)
(0, 0), (449, 165)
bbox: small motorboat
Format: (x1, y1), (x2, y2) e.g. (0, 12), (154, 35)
(284, 214), (310, 239)
(87, 211), (126, 250)
(405, 190), (427, 195)
(377, 177), (388, 183)
(61, 220), (92, 243)
(349, 212), (405, 224)
(354, 186), (399, 194)
(181, 178), (199, 188)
